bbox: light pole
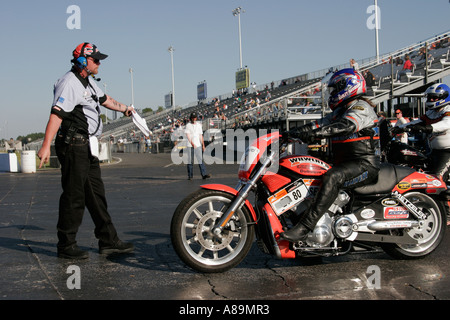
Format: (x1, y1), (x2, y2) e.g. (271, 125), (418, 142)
(374, 0), (380, 63)
(129, 67), (134, 106)
(168, 45), (176, 110)
(232, 7), (245, 70)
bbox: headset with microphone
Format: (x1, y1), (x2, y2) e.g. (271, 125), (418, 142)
(73, 43), (101, 81)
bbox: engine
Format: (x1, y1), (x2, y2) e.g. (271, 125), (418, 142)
(306, 213), (334, 247)
(305, 191), (352, 247)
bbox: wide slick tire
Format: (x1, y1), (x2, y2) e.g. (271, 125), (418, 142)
(170, 189), (255, 273)
(381, 192), (446, 259)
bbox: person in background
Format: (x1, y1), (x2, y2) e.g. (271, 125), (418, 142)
(185, 112), (211, 180)
(394, 109), (409, 144)
(397, 54), (414, 81)
(350, 58), (359, 71)
(145, 136), (152, 153)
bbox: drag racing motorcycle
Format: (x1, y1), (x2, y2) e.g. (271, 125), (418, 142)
(379, 118), (430, 170)
(170, 132), (447, 273)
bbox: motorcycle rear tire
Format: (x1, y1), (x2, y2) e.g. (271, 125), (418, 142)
(171, 189), (255, 273)
(381, 192), (446, 259)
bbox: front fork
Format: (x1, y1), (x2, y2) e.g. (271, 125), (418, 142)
(212, 153), (276, 236)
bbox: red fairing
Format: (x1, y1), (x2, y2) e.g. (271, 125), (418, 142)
(238, 132), (281, 181)
(200, 184), (258, 222)
(262, 203), (296, 258)
(392, 172), (446, 194)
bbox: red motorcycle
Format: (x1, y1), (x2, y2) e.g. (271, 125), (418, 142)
(171, 132), (447, 273)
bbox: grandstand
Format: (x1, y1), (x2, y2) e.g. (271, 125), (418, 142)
(100, 30), (450, 149)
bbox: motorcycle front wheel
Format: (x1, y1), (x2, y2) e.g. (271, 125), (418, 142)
(171, 189), (255, 273)
(381, 192), (446, 259)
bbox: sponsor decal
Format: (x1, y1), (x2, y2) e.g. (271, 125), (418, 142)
(397, 182), (411, 190)
(431, 180), (442, 187)
(351, 105), (364, 111)
(288, 157), (331, 170)
(400, 149), (418, 156)
(361, 208), (376, 219)
(392, 190), (427, 220)
(384, 207), (409, 219)
(381, 199), (399, 206)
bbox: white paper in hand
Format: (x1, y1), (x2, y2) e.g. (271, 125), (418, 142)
(131, 107), (152, 136)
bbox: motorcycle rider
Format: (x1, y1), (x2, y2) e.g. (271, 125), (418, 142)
(280, 68), (380, 242)
(393, 83), (450, 225)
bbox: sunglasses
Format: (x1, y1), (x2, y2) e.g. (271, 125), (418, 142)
(88, 57), (100, 64)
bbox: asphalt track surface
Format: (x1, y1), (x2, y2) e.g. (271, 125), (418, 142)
(1, 152), (449, 311)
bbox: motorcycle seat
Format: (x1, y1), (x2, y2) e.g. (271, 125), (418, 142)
(353, 163), (415, 195)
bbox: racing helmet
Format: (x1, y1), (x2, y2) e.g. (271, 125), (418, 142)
(326, 68), (366, 110)
(424, 83), (450, 109)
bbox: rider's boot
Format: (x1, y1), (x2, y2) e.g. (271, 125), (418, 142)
(279, 223), (310, 242)
(280, 209), (322, 242)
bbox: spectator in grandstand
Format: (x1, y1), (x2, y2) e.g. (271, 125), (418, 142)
(37, 42), (134, 259)
(397, 54), (414, 81)
(394, 56), (403, 66)
(363, 69), (376, 86)
(185, 112), (210, 180)
(393, 83), (450, 225)
(417, 46), (427, 60)
(350, 58), (359, 70)
(394, 109), (409, 144)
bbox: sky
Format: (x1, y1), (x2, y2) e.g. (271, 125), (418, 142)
(0, 0), (449, 140)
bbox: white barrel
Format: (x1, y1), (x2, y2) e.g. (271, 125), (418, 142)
(21, 150), (36, 173)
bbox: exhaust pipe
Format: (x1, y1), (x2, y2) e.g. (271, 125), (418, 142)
(367, 220), (420, 231)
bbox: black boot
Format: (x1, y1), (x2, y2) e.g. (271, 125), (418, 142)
(279, 223), (310, 242)
(99, 240), (134, 254)
(57, 244), (89, 259)
(280, 209), (322, 242)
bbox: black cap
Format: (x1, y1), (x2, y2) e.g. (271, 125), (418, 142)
(73, 42), (108, 60)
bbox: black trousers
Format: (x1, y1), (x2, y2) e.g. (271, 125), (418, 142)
(55, 135), (119, 250)
(302, 158), (379, 230)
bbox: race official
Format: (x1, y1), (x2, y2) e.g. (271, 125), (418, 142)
(38, 42), (134, 259)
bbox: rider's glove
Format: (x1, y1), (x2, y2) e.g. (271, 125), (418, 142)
(409, 124), (433, 134)
(289, 130), (315, 144)
(391, 126), (405, 135)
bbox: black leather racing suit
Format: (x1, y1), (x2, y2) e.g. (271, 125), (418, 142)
(293, 98), (380, 230)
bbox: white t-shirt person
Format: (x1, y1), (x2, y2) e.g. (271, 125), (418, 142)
(185, 119), (204, 149)
(184, 113), (210, 179)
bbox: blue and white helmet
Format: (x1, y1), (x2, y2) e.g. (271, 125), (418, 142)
(425, 83), (450, 109)
(326, 68), (366, 110)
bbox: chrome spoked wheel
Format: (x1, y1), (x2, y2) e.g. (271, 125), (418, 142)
(382, 192), (446, 259)
(171, 189), (254, 273)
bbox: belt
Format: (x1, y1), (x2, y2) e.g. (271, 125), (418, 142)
(73, 133), (88, 139)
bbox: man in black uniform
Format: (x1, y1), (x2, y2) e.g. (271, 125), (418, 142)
(281, 68), (380, 242)
(38, 42), (134, 259)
